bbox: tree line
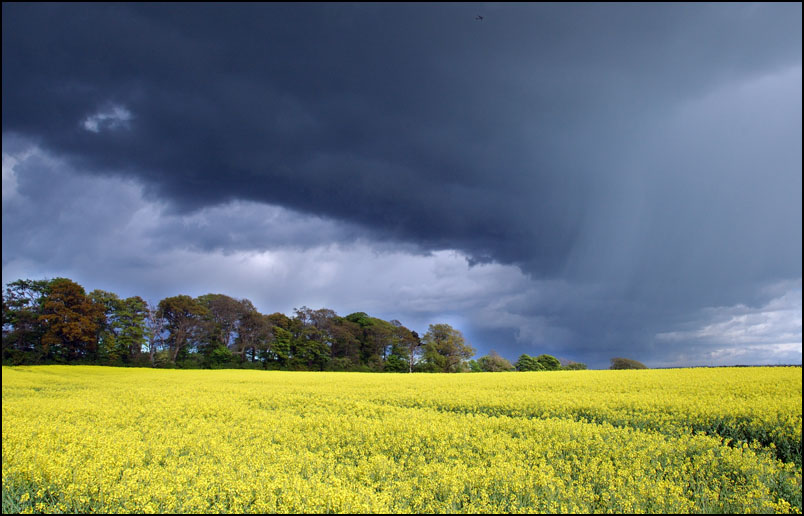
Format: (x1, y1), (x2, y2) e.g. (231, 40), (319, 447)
(1, 277), (598, 372)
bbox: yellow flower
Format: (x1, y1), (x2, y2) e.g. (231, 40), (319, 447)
(2, 365), (801, 513)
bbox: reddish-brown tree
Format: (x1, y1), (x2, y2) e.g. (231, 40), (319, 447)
(39, 278), (105, 361)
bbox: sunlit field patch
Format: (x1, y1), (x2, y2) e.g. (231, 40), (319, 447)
(2, 366), (801, 513)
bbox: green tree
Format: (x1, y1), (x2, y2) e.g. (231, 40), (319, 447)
(89, 291), (147, 364)
(467, 359), (483, 372)
(383, 353), (408, 372)
(236, 310), (273, 364)
(205, 344), (235, 368)
(515, 354), (544, 371)
(117, 296), (148, 362)
(344, 312), (392, 370)
(610, 357), (647, 369)
(269, 326), (293, 367)
(365, 318), (394, 370)
(421, 323), (475, 373)
(89, 289), (123, 363)
(157, 295), (208, 363)
(292, 327), (330, 371)
(2, 279), (51, 363)
(535, 354), (561, 371)
(197, 293), (249, 352)
(388, 320), (421, 373)
(478, 350), (515, 372)
(262, 312), (293, 367)
(290, 307), (335, 370)
(344, 312), (372, 328)
(330, 317), (362, 367)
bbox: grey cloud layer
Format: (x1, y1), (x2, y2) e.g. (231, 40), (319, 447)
(3, 4), (801, 366)
(2, 143), (543, 359)
(2, 141), (801, 367)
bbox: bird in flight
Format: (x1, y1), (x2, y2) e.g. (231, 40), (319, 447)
(475, 15), (484, 21)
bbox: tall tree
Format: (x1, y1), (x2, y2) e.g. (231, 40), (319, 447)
(515, 354), (544, 371)
(406, 330), (423, 373)
(421, 323), (475, 373)
(89, 290), (148, 363)
(197, 294), (250, 351)
(344, 312), (397, 371)
(291, 306), (334, 370)
(2, 279), (51, 363)
(89, 289), (123, 363)
(329, 317), (362, 367)
(157, 295), (208, 363)
(386, 320), (421, 373)
(265, 312), (293, 366)
(144, 301), (166, 366)
(535, 354), (562, 371)
(39, 278), (105, 362)
(116, 296), (149, 362)
(364, 318), (394, 370)
(235, 310), (273, 363)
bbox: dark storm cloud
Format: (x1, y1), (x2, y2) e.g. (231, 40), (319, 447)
(5, 3), (798, 271)
(3, 3), (801, 366)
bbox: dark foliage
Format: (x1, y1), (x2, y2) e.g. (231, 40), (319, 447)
(610, 357), (648, 369)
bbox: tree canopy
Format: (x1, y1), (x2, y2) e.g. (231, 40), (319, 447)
(610, 357), (648, 370)
(477, 351), (515, 372)
(3, 277), (592, 372)
(421, 323), (475, 373)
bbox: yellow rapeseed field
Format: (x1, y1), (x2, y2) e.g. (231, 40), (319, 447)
(2, 366), (802, 513)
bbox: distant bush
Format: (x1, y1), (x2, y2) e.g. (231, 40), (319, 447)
(562, 361), (588, 370)
(610, 357), (647, 370)
(327, 357), (357, 372)
(383, 354), (408, 372)
(204, 345), (234, 369)
(152, 350), (173, 368)
(535, 354), (561, 371)
(477, 351), (515, 372)
(176, 355), (204, 369)
(515, 354), (544, 371)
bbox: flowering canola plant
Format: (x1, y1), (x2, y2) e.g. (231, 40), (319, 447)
(2, 366), (801, 513)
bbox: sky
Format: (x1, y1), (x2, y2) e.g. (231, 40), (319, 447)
(2, 3), (801, 368)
